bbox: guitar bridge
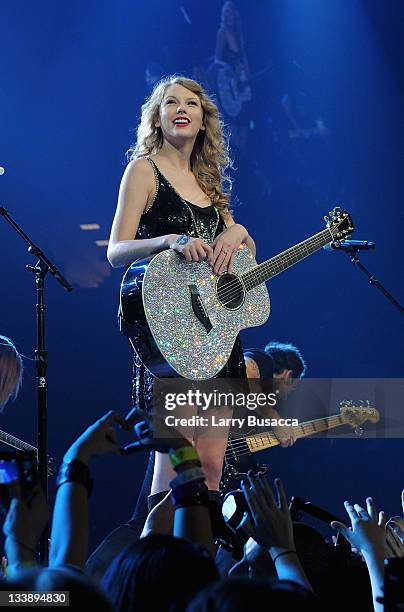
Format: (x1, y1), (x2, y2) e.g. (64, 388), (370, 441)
(188, 284), (212, 333)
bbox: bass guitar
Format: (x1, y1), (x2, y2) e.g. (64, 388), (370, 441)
(221, 402), (380, 493)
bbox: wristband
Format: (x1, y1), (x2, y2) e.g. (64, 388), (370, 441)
(173, 492), (210, 509)
(56, 459), (93, 497)
(169, 446), (200, 469)
(272, 550), (297, 564)
(170, 480), (209, 507)
(170, 467), (206, 489)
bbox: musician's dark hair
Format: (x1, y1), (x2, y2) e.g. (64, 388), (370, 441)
(101, 533), (218, 612)
(264, 342), (306, 379)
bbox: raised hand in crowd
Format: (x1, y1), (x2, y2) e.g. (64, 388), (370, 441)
(331, 497), (386, 612)
(63, 410), (125, 465)
(49, 411), (125, 569)
(122, 405), (193, 454)
(3, 483), (49, 575)
(331, 498), (386, 559)
(240, 472), (312, 591)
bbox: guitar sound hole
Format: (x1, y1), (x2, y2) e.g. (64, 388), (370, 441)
(216, 274), (245, 310)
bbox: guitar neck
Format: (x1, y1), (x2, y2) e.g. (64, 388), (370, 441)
(246, 414), (346, 453)
(0, 429), (37, 454)
(241, 228), (334, 291)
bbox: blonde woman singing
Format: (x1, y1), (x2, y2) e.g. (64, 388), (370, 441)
(108, 76), (256, 524)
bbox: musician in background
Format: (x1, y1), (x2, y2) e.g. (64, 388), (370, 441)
(244, 340), (306, 446)
(213, 1), (252, 155)
(107, 75), (256, 517)
(222, 341), (306, 493)
(0, 336), (23, 412)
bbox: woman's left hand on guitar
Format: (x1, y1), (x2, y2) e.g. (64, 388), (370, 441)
(211, 224), (248, 274)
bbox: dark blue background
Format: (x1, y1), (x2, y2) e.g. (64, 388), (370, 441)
(0, 0), (403, 548)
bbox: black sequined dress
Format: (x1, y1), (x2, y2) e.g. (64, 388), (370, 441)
(131, 157), (246, 409)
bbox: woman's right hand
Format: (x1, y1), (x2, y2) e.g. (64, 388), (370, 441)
(167, 234), (213, 265)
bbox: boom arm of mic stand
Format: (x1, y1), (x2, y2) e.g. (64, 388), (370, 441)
(1, 205), (73, 564)
(0, 207), (73, 291)
(346, 250), (403, 315)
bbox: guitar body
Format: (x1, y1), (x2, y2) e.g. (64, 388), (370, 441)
(120, 208), (354, 380)
(120, 245), (270, 380)
(217, 62), (252, 119)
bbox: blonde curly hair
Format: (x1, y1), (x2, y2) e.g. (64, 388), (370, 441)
(128, 76), (232, 215)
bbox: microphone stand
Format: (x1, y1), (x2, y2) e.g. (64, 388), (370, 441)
(0, 206), (73, 564)
(345, 249), (403, 315)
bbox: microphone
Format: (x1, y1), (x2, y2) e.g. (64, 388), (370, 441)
(323, 240), (375, 253)
(0, 167), (5, 176)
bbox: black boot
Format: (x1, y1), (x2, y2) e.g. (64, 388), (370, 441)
(143, 490), (173, 536)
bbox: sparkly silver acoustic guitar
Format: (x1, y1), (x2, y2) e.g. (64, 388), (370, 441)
(120, 207), (354, 380)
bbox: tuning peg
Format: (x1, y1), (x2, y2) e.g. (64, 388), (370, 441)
(354, 427), (364, 437)
(324, 215), (329, 222)
(333, 206), (342, 213)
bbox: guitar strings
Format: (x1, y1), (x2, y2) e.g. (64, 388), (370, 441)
(181, 227), (332, 309)
(225, 415), (343, 457)
(224, 415), (345, 457)
(216, 229), (333, 306)
(218, 229), (331, 304)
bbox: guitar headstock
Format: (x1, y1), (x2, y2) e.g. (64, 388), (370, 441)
(340, 400), (380, 428)
(324, 207), (354, 241)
